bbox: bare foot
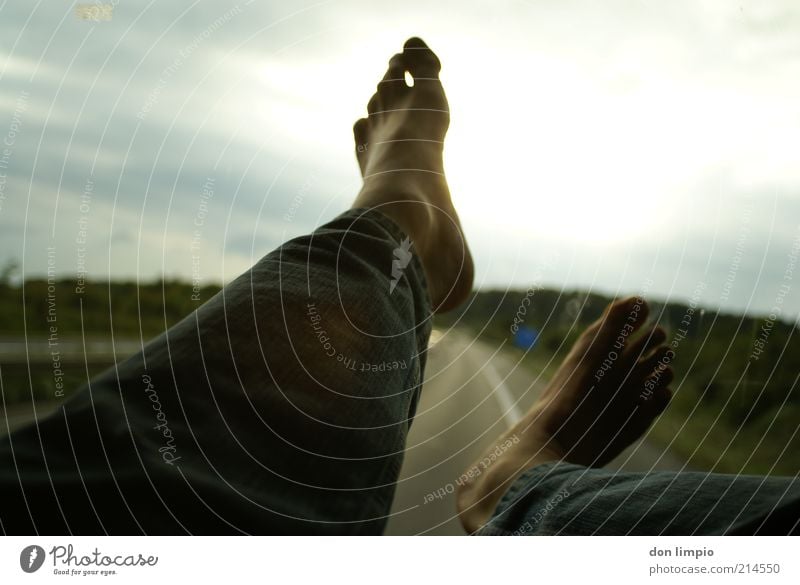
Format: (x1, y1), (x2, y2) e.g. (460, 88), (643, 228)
(456, 297), (675, 533)
(351, 37), (473, 313)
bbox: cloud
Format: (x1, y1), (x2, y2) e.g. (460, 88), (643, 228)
(1, 0), (799, 316)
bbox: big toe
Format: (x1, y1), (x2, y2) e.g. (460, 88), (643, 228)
(353, 117), (369, 146)
(597, 296), (650, 346)
(403, 37), (442, 80)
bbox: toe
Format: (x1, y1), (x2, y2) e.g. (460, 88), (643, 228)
(367, 93), (382, 116)
(626, 387), (672, 440)
(624, 325), (667, 363)
(403, 36), (442, 80)
(636, 361), (673, 410)
(607, 296), (650, 326)
(379, 53), (409, 95)
(635, 346), (674, 380)
(353, 117), (369, 147)
(593, 296), (650, 348)
(643, 364), (674, 389)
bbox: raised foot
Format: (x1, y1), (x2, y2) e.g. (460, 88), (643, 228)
(351, 37), (473, 313)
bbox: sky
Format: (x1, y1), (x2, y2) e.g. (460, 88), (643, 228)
(2, 0), (800, 318)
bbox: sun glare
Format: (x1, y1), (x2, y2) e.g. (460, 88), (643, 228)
(440, 53), (665, 244)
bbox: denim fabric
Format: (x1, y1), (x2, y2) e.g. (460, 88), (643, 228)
(479, 462), (800, 535)
(2, 206), (798, 535)
(0, 208), (432, 534)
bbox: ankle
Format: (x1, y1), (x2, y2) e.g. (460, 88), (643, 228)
(456, 430), (566, 533)
(363, 141), (445, 175)
(353, 186), (436, 245)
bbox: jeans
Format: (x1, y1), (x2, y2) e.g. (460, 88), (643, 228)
(479, 463), (800, 535)
(1, 208), (798, 534)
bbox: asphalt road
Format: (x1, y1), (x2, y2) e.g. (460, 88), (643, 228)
(384, 328), (685, 535)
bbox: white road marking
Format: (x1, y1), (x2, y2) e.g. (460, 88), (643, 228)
(481, 359), (524, 427)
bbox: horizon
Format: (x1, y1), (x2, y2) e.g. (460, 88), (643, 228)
(5, 272), (798, 325)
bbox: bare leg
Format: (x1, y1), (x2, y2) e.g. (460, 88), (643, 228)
(351, 37), (473, 313)
(0, 38), (474, 535)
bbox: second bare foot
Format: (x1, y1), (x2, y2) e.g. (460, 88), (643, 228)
(456, 297), (675, 533)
